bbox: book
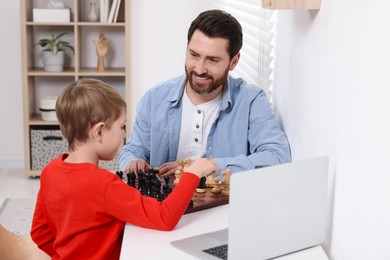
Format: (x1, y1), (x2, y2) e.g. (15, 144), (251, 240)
(107, 0), (118, 23)
(100, 0), (110, 22)
(113, 0), (122, 22)
(100, 0), (105, 22)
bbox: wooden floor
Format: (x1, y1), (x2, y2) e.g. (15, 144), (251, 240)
(0, 168), (40, 206)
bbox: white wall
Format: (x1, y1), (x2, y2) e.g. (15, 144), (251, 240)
(129, 0), (211, 121)
(0, 0), (210, 168)
(0, 1), (24, 167)
(2, 0), (390, 259)
(274, 1), (390, 259)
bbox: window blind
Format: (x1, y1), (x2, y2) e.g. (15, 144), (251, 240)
(211, 0), (276, 101)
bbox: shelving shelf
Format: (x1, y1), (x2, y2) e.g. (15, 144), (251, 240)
(20, 0), (130, 176)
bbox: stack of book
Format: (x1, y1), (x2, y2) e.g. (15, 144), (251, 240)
(100, 0), (122, 23)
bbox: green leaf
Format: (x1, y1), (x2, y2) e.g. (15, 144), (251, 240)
(33, 32), (74, 55)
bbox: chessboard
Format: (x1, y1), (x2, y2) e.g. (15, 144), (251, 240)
(116, 170), (229, 214)
(184, 186), (229, 214)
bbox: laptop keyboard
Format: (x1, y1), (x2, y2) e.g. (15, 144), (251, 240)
(202, 244), (228, 260)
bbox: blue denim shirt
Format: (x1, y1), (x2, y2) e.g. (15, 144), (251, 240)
(119, 74), (291, 176)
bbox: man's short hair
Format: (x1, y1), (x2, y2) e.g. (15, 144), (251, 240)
(187, 9), (243, 59)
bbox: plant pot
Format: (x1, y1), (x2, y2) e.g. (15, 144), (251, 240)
(42, 50), (64, 72)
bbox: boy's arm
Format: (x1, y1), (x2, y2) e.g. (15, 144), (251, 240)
(106, 172), (200, 231)
(30, 193), (55, 256)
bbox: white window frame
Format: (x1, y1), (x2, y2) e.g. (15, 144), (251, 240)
(212, 0), (277, 102)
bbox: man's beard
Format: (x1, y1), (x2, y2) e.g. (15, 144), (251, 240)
(185, 67), (229, 96)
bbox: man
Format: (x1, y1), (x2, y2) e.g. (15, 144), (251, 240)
(119, 9), (291, 177)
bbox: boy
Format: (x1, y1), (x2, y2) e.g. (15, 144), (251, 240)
(31, 78), (217, 259)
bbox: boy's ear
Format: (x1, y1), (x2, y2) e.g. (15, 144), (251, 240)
(92, 122), (105, 141)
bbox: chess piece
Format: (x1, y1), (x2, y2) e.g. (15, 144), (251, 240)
(161, 176), (173, 201)
(221, 169), (231, 196)
(196, 176), (207, 193)
(174, 160), (184, 185)
(150, 167), (160, 175)
(182, 158), (192, 172)
(137, 171), (146, 195)
(206, 174), (214, 188)
(116, 170), (123, 180)
(211, 177), (222, 194)
(92, 32), (109, 72)
(126, 172), (136, 188)
(174, 168), (182, 186)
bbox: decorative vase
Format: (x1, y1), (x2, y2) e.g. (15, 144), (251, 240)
(88, 0), (98, 22)
(42, 50), (64, 72)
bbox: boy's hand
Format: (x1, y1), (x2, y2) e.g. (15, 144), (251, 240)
(186, 158), (218, 178)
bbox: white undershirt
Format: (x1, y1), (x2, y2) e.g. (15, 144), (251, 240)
(176, 89), (222, 161)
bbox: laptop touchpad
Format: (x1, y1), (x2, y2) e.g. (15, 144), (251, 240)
(207, 228), (229, 242)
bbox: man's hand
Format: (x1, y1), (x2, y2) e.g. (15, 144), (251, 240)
(125, 159), (150, 174)
(157, 161), (178, 176)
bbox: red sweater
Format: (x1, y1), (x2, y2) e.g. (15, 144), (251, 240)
(31, 154), (199, 259)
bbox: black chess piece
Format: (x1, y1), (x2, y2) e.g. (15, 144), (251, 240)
(116, 171), (123, 180)
(161, 175), (173, 200)
(188, 199), (194, 209)
(127, 172), (137, 188)
(196, 176), (207, 193)
(137, 171), (146, 195)
(150, 167), (160, 175)
(150, 175), (161, 198)
(198, 176), (207, 188)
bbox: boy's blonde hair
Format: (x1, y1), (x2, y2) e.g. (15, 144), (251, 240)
(56, 78), (127, 151)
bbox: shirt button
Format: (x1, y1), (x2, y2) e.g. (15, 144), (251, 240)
(194, 138), (198, 142)
(197, 110), (201, 114)
(196, 124), (199, 129)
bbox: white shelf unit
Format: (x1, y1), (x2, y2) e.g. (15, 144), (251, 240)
(20, 0), (131, 176)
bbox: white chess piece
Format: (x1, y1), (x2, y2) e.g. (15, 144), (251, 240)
(221, 169), (231, 196)
(211, 177), (222, 194)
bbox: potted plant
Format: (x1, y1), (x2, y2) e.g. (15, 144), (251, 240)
(33, 32), (74, 72)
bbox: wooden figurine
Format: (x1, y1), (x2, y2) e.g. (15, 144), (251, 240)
(93, 32), (109, 72)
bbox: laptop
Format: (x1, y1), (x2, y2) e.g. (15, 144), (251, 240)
(171, 157), (329, 260)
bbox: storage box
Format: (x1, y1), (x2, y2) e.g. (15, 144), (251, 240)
(30, 126), (122, 171)
(30, 126), (68, 170)
(33, 8), (70, 22)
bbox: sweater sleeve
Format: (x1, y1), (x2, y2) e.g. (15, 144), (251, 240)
(30, 191), (55, 256)
(105, 172), (199, 231)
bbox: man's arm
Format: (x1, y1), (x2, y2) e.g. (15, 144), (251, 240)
(119, 94), (152, 172)
(210, 88), (291, 175)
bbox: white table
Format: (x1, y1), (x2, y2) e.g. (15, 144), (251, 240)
(120, 205), (328, 259)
